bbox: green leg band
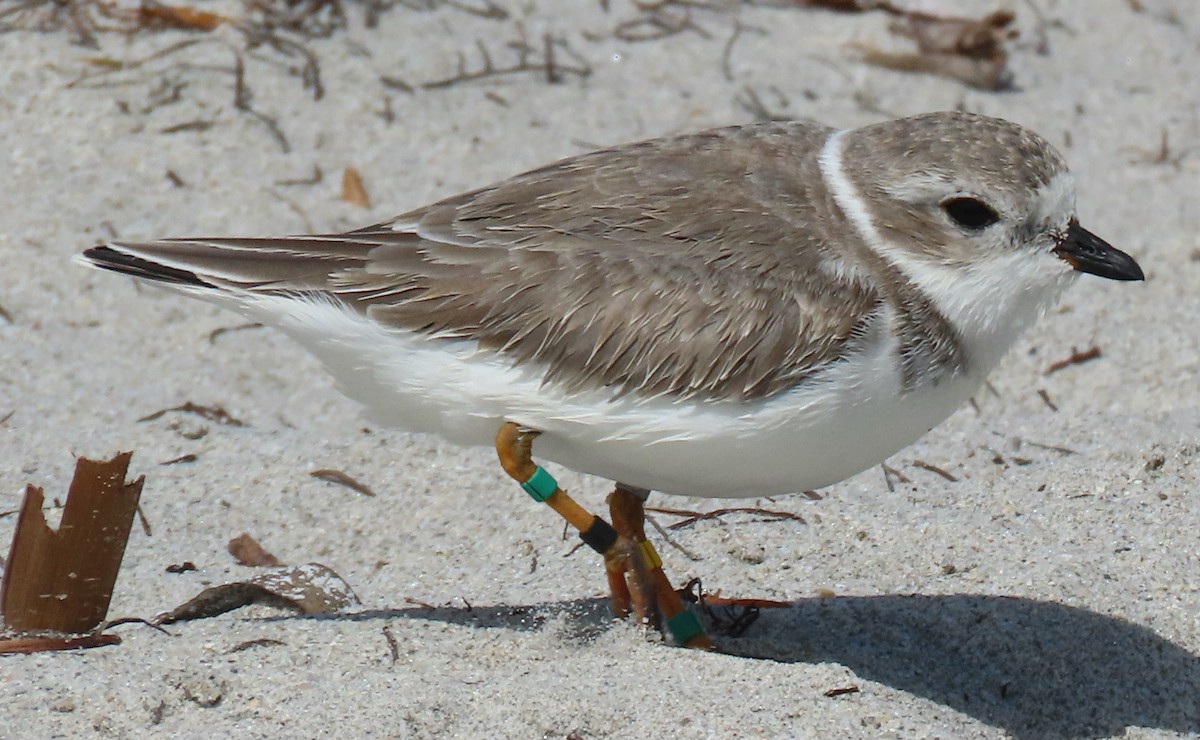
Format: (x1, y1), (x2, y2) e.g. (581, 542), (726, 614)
(520, 465), (558, 502)
(666, 609), (704, 645)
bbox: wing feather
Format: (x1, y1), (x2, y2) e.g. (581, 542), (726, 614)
(84, 121), (882, 401)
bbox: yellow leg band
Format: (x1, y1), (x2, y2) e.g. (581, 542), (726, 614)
(639, 539), (663, 570)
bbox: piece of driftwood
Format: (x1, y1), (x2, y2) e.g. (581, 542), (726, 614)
(1, 452), (144, 637)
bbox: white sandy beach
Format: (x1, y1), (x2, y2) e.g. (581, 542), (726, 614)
(2, 0), (1199, 736)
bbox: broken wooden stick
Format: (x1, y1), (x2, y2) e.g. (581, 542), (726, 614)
(1, 452), (144, 649)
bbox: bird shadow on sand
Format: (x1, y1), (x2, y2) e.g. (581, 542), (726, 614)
(306, 592), (1200, 739)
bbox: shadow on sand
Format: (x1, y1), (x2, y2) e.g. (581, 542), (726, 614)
(313, 592), (1200, 739)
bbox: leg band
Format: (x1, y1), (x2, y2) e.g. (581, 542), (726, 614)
(666, 609), (705, 644)
(639, 540), (663, 570)
(520, 466), (558, 502)
(579, 516), (619, 554)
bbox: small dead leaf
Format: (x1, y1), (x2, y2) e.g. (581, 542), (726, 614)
(227, 533), (282, 567)
(853, 44), (1012, 90)
(138, 3), (228, 31)
(341, 166), (371, 208)
(155, 563), (361, 624)
(890, 10), (1016, 60)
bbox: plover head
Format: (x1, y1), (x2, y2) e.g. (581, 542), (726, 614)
(820, 111), (1142, 364)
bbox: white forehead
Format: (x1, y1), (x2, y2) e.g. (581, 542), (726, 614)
(879, 167), (1075, 224)
(1029, 170), (1077, 227)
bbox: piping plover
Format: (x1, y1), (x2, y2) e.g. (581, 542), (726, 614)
(82, 111), (1142, 645)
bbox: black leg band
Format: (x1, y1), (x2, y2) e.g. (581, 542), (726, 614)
(579, 516), (619, 554)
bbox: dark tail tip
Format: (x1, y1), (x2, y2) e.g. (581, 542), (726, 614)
(82, 245), (212, 288)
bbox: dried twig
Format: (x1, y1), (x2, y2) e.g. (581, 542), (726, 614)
(881, 462), (909, 492)
(912, 460), (957, 482)
(1036, 388), (1058, 412)
(1, 453), (143, 641)
(139, 401), (246, 426)
(1045, 346), (1102, 375)
(422, 34), (591, 89)
(382, 625), (400, 663)
(644, 505), (805, 531)
(310, 469), (377, 497)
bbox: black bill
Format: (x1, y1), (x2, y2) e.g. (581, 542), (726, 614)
(1053, 219), (1144, 281)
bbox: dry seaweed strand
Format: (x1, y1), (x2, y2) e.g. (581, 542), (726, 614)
(0, 0), (130, 47)
(677, 577), (790, 638)
(912, 459), (958, 482)
(734, 85), (792, 122)
(382, 625), (400, 663)
(310, 468), (377, 496)
(422, 31), (592, 89)
(881, 462), (910, 492)
(1045, 345), (1102, 375)
(57, 0), (335, 152)
(1037, 388), (1059, 412)
(612, 1), (711, 43)
(644, 505), (805, 531)
(138, 401), (246, 426)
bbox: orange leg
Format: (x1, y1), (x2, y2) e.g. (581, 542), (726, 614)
(495, 422), (711, 650)
(608, 484), (713, 649)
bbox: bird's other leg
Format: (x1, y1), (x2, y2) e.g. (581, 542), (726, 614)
(608, 483), (712, 650)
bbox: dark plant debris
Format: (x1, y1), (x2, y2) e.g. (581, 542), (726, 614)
(421, 32), (592, 90)
(644, 505), (805, 531)
(136, 502), (153, 536)
(1037, 388), (1059, 411)
(310, 468), (377, 497)
(1045, 345), (1102, 375)
(208, 322), (263, 344)
(678, 577), (790, 639)
(13, 0), (1028, 158)
(155, 563), (360, 624)
(912, 459), (958, 482)
(881, 462), (911, 492)
(382, 624), (400, 663)
(139, 401), (246, 427)
(228, 637), (285, 653)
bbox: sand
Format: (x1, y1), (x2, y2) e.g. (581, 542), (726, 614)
(1, 0), (1198, 737)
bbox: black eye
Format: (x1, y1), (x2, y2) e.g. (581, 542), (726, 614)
(942, 197), (1000, 230)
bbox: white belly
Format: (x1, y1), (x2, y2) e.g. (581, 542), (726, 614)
(243, 294), (989, 499)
